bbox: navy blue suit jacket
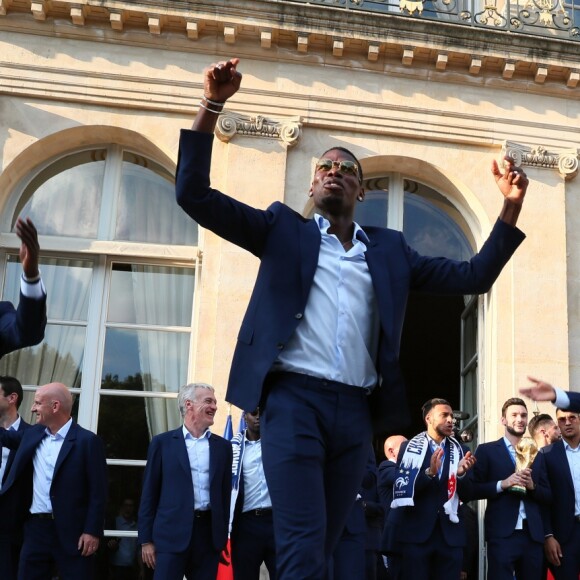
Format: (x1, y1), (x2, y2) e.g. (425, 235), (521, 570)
(378, 459), (397, 553)
(386, 440), (471, 548)
(566, 391), (580, 412)
(0, 421), (107, 555)
(468, 438), (549, 543)
(176, 131), (526, 432)
(540, 440), (576, 541)
(0, 418), (31, 537)
(0, 293), (46, 359)
(138, 428), (232, 554)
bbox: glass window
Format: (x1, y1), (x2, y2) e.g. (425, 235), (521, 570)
(16, 150), (106, 238)
(3, 143), (198, 537)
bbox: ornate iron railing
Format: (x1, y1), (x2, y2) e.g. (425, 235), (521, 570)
(287, 0), (580, 41)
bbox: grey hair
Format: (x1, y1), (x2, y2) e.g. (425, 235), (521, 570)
(177, 382), (215, 417)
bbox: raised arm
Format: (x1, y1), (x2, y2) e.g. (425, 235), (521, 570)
(192, 58), (242, 134)
(493, 156), (528, 227)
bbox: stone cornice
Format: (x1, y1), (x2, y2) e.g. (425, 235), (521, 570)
(1, 0), (580, 91)
(503, 140), (580, 180)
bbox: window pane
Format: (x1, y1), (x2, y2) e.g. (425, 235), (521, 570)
(16, 150), (105, 238)
(0, 324), (85, 387)
(115, 156), (198, 246)
(4, 255), (92, 321)
(403, 187), (473, 261)
(98, 395), (180, 459)
(104, 465), (145, 529)
(107, 263), (194, 326)
(101, 328), (189, 394)
(355, 189), (389, 227)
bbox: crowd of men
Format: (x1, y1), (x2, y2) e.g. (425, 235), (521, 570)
(2, 373), (580, 580)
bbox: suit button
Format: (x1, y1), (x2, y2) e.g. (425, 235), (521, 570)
(277, 343), (284, 350)
(295, 313), (303, 319)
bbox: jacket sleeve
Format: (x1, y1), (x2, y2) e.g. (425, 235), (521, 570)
(0, 293), (47, 358)
(138, 437), (162, 545)
(83, 434), (108, 537)
(175, 129), (277, 258)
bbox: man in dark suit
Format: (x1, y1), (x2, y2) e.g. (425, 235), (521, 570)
(540, 408), (580, 579)
(0, 376), (31, 580)
(0, 218), (47, 358)
(176, 58), (528, 579)
(386, 399), (475, 579)
(521, 377), (580, 412)
(0, 382), (107, 580)
(378, 435), (406, 579)
(468, 397), (550, 580)
(138, 383), (232, 580)
(230, 408), (276, 580)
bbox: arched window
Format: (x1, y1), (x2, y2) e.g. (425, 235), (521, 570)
(0, 143), (198, 521)
(357, 173), (479, 445)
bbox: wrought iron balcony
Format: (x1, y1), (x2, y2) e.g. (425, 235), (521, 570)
(282, 0), (580, 41)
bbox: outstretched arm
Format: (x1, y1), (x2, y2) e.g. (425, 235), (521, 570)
(493, 156), (528, 227)
(519, 376), (556, 402)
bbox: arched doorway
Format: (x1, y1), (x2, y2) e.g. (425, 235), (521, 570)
(355, 173), (478, 449)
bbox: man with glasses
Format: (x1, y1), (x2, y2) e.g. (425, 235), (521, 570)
(540, 408), (580, 579)
(176, 58), (529, 579)
(0, 218), (46, 359)
(0, 376), (31, 580)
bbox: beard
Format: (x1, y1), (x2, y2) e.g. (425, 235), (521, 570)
(506, 425), (526, 437)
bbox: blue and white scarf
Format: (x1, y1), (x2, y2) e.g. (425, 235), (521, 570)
(391, 431), (463, 523)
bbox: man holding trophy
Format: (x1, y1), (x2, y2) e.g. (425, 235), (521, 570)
(467, 397), (550, 579)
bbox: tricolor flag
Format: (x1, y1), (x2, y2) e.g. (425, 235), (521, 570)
(217, 406), (234, 580)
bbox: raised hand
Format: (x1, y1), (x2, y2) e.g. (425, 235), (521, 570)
(203, 58), (242, 104)
(15, 217), (40, 280)
(492, 155), (528, 203)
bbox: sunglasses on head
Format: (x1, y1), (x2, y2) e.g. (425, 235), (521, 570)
(315, 158), (360, 180)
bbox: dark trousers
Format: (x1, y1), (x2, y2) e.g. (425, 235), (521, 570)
(154, 513), (219, 580)
(18, 518), (95, 580)
(397, 520), (463, 580)
(550, 520), (580, 580)
(486, 526), (543, 580)
(232, 510), (276, 580)
(0, 531), (21, 580)
(261, 372), (372, 580)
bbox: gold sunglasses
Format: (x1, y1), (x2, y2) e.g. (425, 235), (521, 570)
(315, 158), (360, 180)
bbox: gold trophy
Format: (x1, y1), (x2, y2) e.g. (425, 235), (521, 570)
(509, 437), (538, 495)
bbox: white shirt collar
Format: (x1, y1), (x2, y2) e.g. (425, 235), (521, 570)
(45, 417), (72, 440)
(182, 425), (211, 440)
(313, 213), (370, 244)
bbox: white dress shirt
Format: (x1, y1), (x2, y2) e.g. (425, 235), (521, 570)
(31, 418), (72, 514)
(241, 437), (271, 512)
(183, 425), (211, 511)
(563, 440), (580, 517)
(274, 214), (380, 389)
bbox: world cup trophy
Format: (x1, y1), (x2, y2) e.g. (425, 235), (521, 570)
(509, 437), (538, 495)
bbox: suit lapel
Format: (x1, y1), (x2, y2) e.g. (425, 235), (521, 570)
(4, 419), (28, 476)
(173, 429), (191, 478)
(364, 238), (395, 351)
(53, 421), (76, 478)
(298, 219), (321, 306)
(555, 440), (575, 492)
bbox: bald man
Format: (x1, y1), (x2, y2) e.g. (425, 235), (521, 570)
(0, 382), (107, 580)
(378, 435), (407, 579)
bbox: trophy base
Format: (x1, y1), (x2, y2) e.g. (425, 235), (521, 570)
(508, 485), (527, 495)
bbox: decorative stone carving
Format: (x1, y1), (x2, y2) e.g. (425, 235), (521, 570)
(216, 112), (302, 147)
(502, 141), (580, 180)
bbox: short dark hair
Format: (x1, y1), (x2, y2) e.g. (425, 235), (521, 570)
(556, 407), (580, 417)
(422, 398), (451, 420)
(528, 413), (555, 438)
(320, 146), (364, 182)
(501, 397), (527, 417)
(0, 376), (24, 409)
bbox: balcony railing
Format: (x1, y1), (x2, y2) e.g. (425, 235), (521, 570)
(285, 0), (580, 41)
